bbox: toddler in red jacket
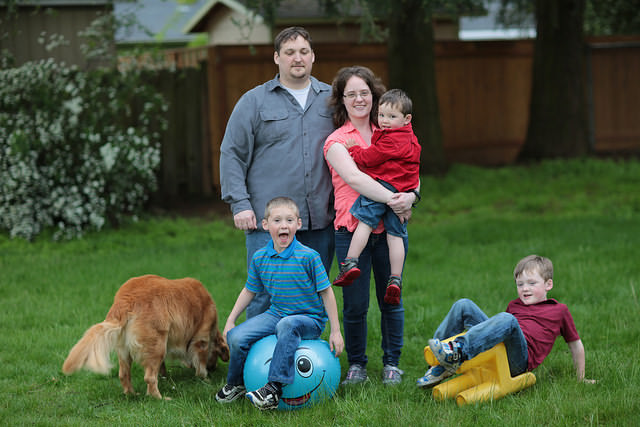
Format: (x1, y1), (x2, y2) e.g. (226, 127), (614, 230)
(332, 89), (421, 306)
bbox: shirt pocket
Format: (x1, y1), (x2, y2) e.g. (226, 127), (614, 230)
(259, 109), (289, 142)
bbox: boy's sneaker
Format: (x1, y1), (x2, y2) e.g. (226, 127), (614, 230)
(215, 383), (246, 403)
(416, 365), (454, 388)
(382, 365), (404, 385)
(333, 258), (360, 287)
(341, 364), (369, 385)
(383, 276), (402, 305)
(428, 338), (464, 373)
(246, 382), (281, 410)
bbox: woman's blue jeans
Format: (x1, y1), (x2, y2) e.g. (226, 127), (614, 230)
(433, 298), (528, 376)
(335, 228), (406, 368)
(225, 311), (323, 386)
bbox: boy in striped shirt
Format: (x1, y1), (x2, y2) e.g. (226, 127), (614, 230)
(216, 197), (344, 410)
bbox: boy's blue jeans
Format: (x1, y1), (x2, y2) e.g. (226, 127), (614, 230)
(434, 298), (528, 376)
(225, 311), (323, 386)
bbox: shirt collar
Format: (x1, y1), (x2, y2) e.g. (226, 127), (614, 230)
(344, 120), (379, 134)
(375, 122), (413, 135)
(512, 297), (558, 307)
(265, 236), (299, 259)
(267, 75), (323, 93)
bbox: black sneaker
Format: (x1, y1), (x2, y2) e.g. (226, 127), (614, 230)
(246, 382), (281, 410)
(215, 383), (246, 403)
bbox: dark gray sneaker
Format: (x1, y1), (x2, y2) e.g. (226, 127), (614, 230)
(215, 383), (246, 403)
(382, 365), (404, 385)
(246, 382), (280, 410)
(341, 364), (369, 385)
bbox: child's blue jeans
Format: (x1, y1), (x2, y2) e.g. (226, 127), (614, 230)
(226, 311), (323, 386)
(433, 298), (528, 376)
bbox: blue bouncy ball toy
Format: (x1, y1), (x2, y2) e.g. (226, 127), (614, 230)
(243, 335), (341, 410)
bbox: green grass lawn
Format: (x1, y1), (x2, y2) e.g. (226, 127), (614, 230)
(1, 158), (639, 426)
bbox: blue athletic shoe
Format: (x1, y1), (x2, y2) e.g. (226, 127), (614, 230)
(416, 365), (453, 388)
(428, 338), (463, 373)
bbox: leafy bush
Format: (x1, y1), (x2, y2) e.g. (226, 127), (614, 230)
(0, 59), (167, 240)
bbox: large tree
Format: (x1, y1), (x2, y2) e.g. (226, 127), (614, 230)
(518, 0), (590, 160)
(363, 0), (450, 173)
(500, 0), (640, 160)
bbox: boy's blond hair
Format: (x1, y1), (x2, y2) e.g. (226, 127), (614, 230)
(264, 196), (300, 220)
(513, 255), (554, 281)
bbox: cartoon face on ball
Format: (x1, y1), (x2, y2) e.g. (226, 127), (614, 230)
(243, 335), (341, 410)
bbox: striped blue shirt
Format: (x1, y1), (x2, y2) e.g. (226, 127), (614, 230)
(246, 237), (331, 326)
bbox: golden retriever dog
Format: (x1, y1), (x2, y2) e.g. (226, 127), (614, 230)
(62, 275), (230, 399)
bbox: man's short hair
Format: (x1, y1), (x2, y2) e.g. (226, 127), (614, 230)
(274, 26), (313, 53)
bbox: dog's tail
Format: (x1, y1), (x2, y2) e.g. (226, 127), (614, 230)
(62, 321), (121, 375)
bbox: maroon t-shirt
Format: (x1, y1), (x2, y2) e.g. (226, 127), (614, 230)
(506, 298), (580, 371)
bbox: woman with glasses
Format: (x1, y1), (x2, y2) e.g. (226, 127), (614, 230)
(322, 66), (417, 386)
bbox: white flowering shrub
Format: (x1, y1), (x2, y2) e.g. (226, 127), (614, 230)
(0, 59), (167, 240)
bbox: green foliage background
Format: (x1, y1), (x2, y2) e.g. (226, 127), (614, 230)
(0, 60), (167, 240)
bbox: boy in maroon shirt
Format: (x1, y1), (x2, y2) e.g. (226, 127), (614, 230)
(417, 255), (596, 388)
(332, 89), (421, 306)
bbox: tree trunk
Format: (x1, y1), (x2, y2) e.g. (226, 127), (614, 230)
(387, 0), (446, 174)
(519, 0), (590, 160)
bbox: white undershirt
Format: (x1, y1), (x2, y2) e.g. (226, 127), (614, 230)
(284, 84), (311, 109)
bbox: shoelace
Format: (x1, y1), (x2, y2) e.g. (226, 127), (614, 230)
(346, 367), (362, 379)
(385, 367), (404, 379)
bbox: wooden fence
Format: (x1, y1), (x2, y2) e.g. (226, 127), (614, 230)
(153, 37), (640, 199)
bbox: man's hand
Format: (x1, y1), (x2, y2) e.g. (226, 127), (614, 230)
(233, 209), (257, 230)
(388, 192), (414, 223)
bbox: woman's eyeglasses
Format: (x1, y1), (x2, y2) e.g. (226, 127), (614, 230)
(343, 90), (371, 100)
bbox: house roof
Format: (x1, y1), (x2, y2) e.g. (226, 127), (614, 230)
(183, 0), (262, 34)
(113, 0), (533, 46)
(183, 0), (359, 34)
(114, 0), (208, 45)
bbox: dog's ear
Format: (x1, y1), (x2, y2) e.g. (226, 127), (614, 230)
(216, 333), (230, 362)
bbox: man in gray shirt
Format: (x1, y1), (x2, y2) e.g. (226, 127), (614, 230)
(220, 27), (335, 318)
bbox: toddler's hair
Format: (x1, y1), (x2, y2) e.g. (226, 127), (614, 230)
(264, 196), (300, 220)
(513, 255), (553, 281)
(379, 88), (412, 115)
